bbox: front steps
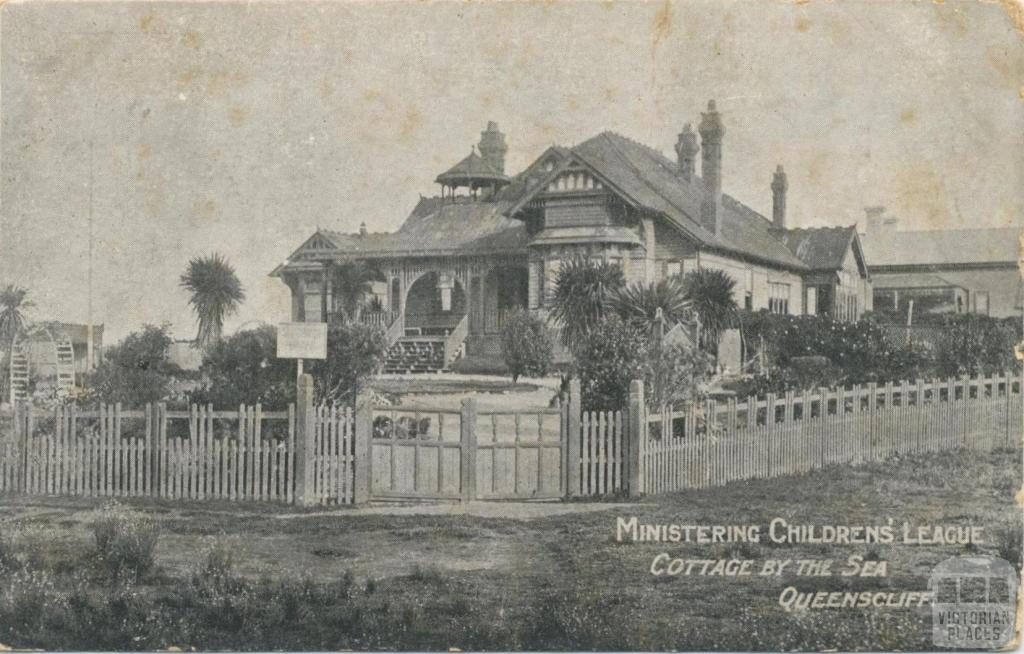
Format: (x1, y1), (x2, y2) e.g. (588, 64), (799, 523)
(383, 338), (446, 374)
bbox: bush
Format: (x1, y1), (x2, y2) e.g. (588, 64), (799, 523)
(190, 326), (295, 410)
(738, 310), (932, 386)
(644, 339), (712, 410)
(932, 314), (1018, 378)
(310, 318), (389, 405)
(575, 315), (648, 411)
(499, 309), (552, 382)
(85, 325), (183, 407)
(89, 502), (160, 582)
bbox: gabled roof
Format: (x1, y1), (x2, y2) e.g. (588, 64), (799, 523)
(775, 225), (860, 272)
(519, 131), (809, 270)
(861, 227), (1022, 268)
(435, 151), (509, 186)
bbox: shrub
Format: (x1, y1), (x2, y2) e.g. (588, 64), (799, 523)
(644, 339), (712, 411)
(89, 503), (160, 582)
(993, 522), (1023, 571)
(310, 318), (389, 405)
(575, 315), (648, 411)
(189, 325), (295, 410)
(85, 325), (183, 407)
(932, 314), (1018, 377)
(500, 309), (552, 382)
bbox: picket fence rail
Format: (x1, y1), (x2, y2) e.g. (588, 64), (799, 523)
(1, 372), (1019, 505)
(0, 399), (356, 506)
(631, 373), (1022, 495)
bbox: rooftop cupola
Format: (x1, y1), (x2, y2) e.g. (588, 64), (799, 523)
(435, 123), (511, 202)
(674, 123), (699, 182)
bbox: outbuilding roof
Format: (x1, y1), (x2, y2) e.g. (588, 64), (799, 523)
(861, 227), (1022, 268)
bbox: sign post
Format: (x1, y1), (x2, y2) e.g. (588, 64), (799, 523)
(276, 322), (328, 388)
(277, 323), (328, 508)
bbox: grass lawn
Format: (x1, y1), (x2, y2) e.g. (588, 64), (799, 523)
(0, 447), (1019, 651)
(371, 374), (561, 412)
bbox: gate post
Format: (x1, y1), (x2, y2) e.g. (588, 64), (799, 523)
(293, 374), (316, 507)
(15, 401), (28, 493)
(460, 398), (478, 502)
(565, 379), (582, 497)
(352, 390), (373, 505)
(627, 379), (646, 498)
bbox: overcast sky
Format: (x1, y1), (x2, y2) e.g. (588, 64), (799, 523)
(1, 0), (1021, 343)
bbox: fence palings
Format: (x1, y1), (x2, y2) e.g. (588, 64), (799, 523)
(0, 402), (306, 504)
(631, 373), (1023, 495)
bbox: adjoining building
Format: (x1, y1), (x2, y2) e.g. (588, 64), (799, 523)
(271, 102), (873, 372)
(861, 207), (1022, 319)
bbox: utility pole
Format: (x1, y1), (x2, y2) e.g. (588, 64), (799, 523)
(86, 138), (95, 376)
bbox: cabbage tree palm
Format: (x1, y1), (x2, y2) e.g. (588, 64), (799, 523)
(611, 277), (693, 337)
(180, 254), (245, 349)
(681, 268), (737, 352)
(331, 262), (379, 322)
(0, 284), (32, 403)
(548, 256), (625, 354)
(0, 284), (32, 347)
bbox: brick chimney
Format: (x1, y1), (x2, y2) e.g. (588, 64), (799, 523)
(674, 124), (699, 182)
(478, 121), (508, 174)
(698, 100), (724, 236)
(771, 165), (788, 229)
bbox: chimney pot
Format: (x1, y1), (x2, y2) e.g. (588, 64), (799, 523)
(771, 164), (788, 229)
(698, 100), (725, 236)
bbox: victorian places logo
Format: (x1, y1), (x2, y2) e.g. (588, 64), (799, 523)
(929, 556), (1017, 649)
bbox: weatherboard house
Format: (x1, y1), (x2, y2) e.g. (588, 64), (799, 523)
(272, 101), (872, 372)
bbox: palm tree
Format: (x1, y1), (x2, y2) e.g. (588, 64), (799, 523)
(330, 262), (379, 322)
(611, 277), (693, 336)
(681, 268), (737, 352)
(0, 284), (32, 403)
(180, 254), (245, 349)
(0, 284), (33, 347)
(548, 256), (625, 353)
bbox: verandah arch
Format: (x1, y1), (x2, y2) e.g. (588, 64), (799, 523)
(403, 271), (467, 336)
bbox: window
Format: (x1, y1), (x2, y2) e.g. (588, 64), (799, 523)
(769, 282), (790, 315)
(665, 261), (681, 278)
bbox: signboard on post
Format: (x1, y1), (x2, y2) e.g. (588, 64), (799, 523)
(276, 322), (328, 360)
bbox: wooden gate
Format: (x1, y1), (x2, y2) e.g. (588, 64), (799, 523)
(474, 408), (565, 499)
(369, 401), (567, 501)
(370, 406), (464, 500)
